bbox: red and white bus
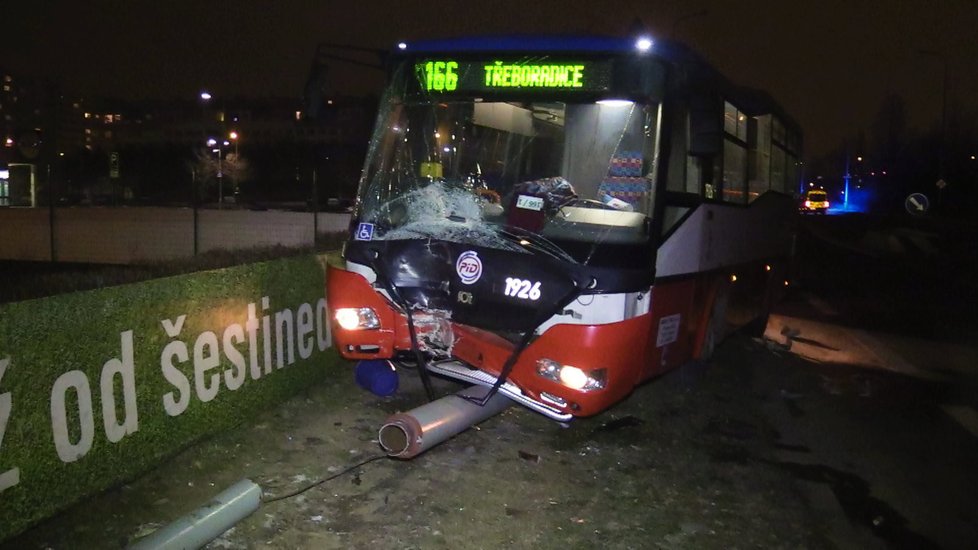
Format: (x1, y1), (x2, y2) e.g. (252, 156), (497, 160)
(327, 35), (801, 421)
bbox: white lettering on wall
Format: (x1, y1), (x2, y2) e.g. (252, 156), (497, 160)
(50, 371), (95, 463)
(161, 315), (186, 339)
(100, 330), (139, 443)
(316, 298), (331, 351)
(160, 321), (191, 417)
(296, 303), (314, 360)
(51, 331), (142, 463)
(222, 323), (247, 391)
(4, 292), (335, 482)
(0, 356), (20, 493)
(193, 331), (221, 402)
(246, 302), (261, 380)
(261, 296), (272, 376)
(275, 308), (295, 368)
(158, 296), (332, 418)
(0, 467), (18, 494)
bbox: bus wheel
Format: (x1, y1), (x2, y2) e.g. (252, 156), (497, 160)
(742, 310), (771, 339)
(743, 262), (782, 339)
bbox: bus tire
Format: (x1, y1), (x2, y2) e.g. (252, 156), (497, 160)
(744, 260), (783, 339)
(742, 311), (771, 339)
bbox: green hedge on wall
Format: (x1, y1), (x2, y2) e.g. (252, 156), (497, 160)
(0, 253), (342, 541)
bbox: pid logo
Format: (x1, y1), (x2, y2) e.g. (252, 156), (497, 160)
(455, 251), (483, 285)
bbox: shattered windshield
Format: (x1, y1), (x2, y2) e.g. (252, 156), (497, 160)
(356, 64), (661, 261)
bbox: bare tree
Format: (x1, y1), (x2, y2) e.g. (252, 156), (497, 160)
(189, 147), (250, 202)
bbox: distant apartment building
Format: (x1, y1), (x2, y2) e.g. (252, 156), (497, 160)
(72, 96), (373, 149)
(1, 66), (374, 206)
(0, 68), (61, 206)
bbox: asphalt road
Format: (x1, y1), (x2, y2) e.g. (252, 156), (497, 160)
(764, 212), (978, 549)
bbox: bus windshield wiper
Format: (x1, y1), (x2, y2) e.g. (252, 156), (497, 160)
(496, 224), (578, 264)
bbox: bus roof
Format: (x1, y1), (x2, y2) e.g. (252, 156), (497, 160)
(397, 35), (643, 54)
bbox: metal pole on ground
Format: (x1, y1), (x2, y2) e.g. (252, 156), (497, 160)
(379, 385), (512, 459)
(127, 479), (261, 550)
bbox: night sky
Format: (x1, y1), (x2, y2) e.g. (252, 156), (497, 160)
(3, 0), (977, 159)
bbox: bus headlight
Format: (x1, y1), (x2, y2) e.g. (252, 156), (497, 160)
(559, 366), (589, 389)
(536, 359), (606, 392)
(335, 307), (381, 330)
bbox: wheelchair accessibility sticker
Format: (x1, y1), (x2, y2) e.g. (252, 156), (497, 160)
(355, 223), (374, 241)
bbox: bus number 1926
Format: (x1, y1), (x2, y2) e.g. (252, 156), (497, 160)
(504, 277), (541, 301)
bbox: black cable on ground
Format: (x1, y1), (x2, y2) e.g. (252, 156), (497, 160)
(460, 328), (535, 407)
(368, 252), (436, 401)
(462, 279), (588, 407)
(402, 304), (437, 401)
(261, 453), (389, 504)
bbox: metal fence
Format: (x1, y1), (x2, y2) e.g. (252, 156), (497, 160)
(0, 206), (350, 264)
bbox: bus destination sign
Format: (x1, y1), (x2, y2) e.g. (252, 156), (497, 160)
(416, 59), (612, 93)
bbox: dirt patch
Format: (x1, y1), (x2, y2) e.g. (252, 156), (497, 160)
(5, 336), (832, 549)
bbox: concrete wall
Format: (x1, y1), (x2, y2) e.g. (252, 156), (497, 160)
(0, 207), (351, 264)
(0, 208), (51, 261)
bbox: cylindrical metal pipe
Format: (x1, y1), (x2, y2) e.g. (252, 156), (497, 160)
(379, 385), (512, 459)
(127, 479), (261, 550)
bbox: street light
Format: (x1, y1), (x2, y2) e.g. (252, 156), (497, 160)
(207, 137), (224, 208)
(199, 91), (213, 139)
(227, 131), (240, 203)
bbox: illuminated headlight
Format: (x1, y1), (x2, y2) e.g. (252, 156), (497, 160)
(335, 308), (380, 330)
(536, 359), (606, 392)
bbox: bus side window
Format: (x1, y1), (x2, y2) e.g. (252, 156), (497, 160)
(749, 115), (772, 201)
(669, 96), (722, 199)
(721, 101), (748, 204)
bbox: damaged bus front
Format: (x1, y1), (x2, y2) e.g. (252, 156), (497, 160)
(327, 35), (800, 422)
(328, 37), (665, 421)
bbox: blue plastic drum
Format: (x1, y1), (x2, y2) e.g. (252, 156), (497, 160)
(354, 360), (399, 396)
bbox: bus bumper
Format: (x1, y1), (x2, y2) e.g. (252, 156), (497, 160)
(327, 263), (652, 418)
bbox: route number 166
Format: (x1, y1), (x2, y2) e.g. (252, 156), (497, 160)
(419, 61), (458, 92)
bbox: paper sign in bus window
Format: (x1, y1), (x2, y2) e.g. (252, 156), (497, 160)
(656, 313), (681, 347)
